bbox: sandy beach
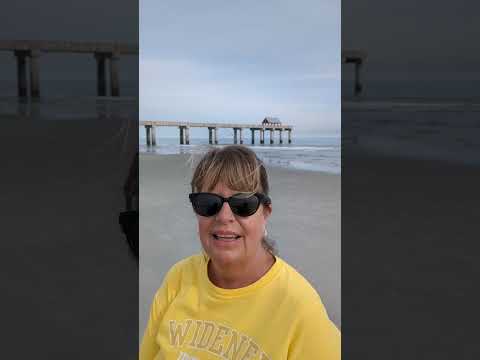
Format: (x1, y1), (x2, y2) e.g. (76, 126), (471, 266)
(139, 153), (341, 335)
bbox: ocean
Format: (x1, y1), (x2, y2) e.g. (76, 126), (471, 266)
(139, 136), (341, 174)
(0, 92), (341, 174)
(2, 77), (479, 173)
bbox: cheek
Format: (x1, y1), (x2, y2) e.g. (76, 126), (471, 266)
(240, 217), (266, 238)
(197, 218), (212, 237)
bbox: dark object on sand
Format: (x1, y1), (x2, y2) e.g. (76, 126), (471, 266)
(120, 153), (139, 261)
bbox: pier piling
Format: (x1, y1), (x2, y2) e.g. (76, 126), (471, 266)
(29, 50), (41, 97)
(185, 126), (190, 145)
(95, 53), (107, 96)
(251, 129), (255, 145)
(151, 126), (156, 146)
(208, 128), (213, 144)
(260, 129), (265, 145)
(109, 53), (120, 96)
(145, 125), (152, 146)
(15, 50), (28, 97)
(354, 61), (362, 96)
(179, 126), (185, 145)
(342, 50), (366, 96)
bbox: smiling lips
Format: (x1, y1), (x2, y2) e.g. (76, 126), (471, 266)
(212, 231), (241, 241)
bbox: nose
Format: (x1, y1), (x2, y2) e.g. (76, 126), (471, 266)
(215, 201), (235, 222)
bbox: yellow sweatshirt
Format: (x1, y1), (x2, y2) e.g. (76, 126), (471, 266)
(140, 254), (340, 360)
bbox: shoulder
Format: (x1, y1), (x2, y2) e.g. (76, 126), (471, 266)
(277, 258), (326, 308)
(161, 253), (205, 283)
(156, 253), (205, 295)
(276, 257), (337, 329)
(277, 258), (340, 356)
(150, 253), (205, 314)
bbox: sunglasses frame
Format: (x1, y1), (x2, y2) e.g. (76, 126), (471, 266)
(189, 192), (271, 217)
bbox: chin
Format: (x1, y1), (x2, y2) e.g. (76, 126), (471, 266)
(208, 247), (242, 266)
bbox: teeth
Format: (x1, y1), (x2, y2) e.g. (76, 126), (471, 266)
(214, 234), (239, 240)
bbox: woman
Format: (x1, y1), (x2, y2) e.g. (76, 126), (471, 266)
(140, 145), (340, 359)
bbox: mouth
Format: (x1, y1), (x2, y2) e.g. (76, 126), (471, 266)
(212, 233), (242, 241)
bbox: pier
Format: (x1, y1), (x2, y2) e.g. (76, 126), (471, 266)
(342, 50), (367, 96)
(140, 121), (293, 146)
(0, 40), (138, 98)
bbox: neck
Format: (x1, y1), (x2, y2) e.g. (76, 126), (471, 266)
(208, 249), (275, 289)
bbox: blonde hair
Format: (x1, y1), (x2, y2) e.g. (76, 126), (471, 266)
(190, 145), (278, 255)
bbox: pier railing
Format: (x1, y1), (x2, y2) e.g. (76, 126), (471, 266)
(139, 121), (293, 145)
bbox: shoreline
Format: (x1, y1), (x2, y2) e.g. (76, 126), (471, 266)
(139, 140), (341, 175)
(139, 150), (340, 176)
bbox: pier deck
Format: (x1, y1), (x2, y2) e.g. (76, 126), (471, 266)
(139, 121), (293, 145)
(0, 40), (138, 98)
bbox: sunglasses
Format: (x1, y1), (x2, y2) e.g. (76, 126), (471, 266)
(189, 192), (271, 217)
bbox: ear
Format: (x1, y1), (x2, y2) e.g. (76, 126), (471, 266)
(262, 203), (272, 220)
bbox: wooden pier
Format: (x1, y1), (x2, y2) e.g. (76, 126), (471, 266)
(342, 50), (367, 96)
(140, 121), (293, 146)
(0, 40), (138, 98)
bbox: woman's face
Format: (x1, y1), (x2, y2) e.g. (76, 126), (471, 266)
(196, 182), (272, 267)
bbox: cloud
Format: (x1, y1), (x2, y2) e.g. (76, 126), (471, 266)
(140, 58), (340, 134)
(141, 0), (339, 65)
(140, 0), (340, 134)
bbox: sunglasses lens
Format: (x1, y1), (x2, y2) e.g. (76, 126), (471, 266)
(229, 195), (260, 217)
(192, 194), (222, 217)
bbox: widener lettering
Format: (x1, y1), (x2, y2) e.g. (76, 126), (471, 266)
(208, 325), (230, 355)
(169, 320), (192, 347)
(169, 319), (269, 359)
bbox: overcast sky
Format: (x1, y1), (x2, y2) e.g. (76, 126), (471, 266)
(140, 0), (340, 136)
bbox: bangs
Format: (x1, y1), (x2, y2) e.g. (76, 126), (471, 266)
(191, 146), (268, 194)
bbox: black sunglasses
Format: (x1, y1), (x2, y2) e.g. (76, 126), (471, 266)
(189, 192), (271, 217)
